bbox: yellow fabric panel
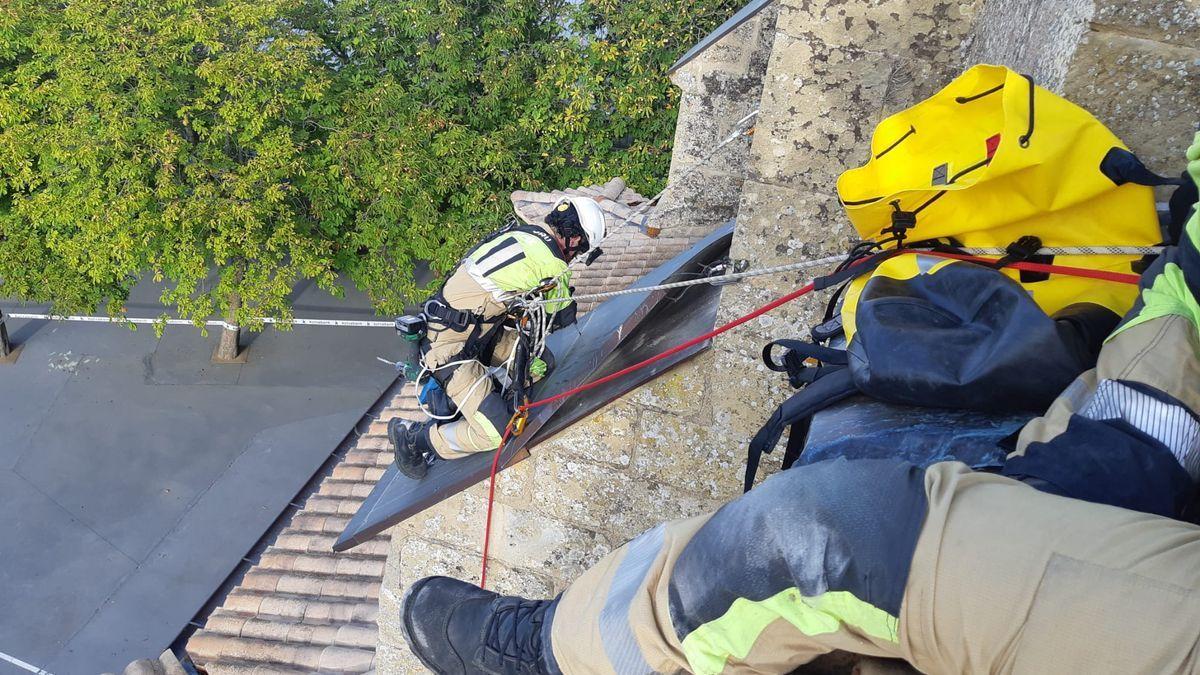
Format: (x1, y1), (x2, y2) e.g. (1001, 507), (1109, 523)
(680, 589), (899, 675)
(841, 255), (956, 341)
(836, 64), (1159, 319)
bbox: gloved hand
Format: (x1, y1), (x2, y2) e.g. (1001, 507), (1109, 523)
(529, 357), (548, 380)
(551, 299), (578, 331)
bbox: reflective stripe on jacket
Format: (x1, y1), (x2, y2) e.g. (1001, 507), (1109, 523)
(461, 224), (573, 313)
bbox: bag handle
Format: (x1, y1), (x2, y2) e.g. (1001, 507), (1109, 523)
(954, 72), (1037, 148)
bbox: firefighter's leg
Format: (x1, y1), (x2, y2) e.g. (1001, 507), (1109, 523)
(551, 460), (1200, 675)
(903, 462), (1200, 674)
(548, 458), (927, 674)
(426, 359), (510, 458)
(488, 326), (519, 368)
(1007, 153), (1200, 516)
(487, 326), (552, 383)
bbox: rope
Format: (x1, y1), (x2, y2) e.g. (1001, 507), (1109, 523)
(479, 421), (517, 590)
(477, 250), (1147, 588)
(524, 254), (846, 306)
(522, 245), (1162, 306)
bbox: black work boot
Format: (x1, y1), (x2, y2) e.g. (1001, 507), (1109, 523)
(400, 575), (559, 675)
(389, 418), (434, 480)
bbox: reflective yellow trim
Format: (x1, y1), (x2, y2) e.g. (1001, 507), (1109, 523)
(1110, 262), (1200, 341)
(472, 411), (503, 447)
(680, 589), (899, 675)
(1187, 132), (1200, 251)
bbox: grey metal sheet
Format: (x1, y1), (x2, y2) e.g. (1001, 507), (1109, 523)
(667, 0), (774, 74)
(334, 223), (735, 552)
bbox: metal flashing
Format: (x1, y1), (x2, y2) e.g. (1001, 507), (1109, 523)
(667, 0), (774, 75)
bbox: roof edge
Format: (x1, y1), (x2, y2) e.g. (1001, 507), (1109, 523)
(667, 0), (775, 75)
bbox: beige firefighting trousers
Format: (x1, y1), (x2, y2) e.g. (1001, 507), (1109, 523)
(424, 267), (519, 459)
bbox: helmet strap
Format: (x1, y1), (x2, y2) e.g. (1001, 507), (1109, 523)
(584, 247), (604, 266)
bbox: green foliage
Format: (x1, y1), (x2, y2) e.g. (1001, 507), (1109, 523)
(0, 0), (741, 322)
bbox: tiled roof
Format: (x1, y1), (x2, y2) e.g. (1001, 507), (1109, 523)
(512, 177), (707, 312)
(185, 394), (423, 673)
(183, 178), (710, 672)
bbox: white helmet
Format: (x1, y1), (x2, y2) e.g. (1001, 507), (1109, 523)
(556, 197), (607, 254)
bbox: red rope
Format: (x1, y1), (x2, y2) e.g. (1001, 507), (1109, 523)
(477, 250), (1144, 587)
(479, 424), (515, 590)
(920, 251), (1144, 285)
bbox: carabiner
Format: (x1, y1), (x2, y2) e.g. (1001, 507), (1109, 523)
(507, 406), (530, 437)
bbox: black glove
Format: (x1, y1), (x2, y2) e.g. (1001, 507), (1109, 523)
(551, 300), (578, 331)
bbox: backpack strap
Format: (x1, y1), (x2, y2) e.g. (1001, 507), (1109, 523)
(744, 367), (858, 492)
(762, 339), (849, 388)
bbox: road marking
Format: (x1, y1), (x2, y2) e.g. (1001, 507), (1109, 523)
(0, 649), (53, 675)
(5, 313), (394, 329)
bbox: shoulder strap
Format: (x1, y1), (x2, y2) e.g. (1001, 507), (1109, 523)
(744, 367), (858, 492)
(762, 339), (849, 388)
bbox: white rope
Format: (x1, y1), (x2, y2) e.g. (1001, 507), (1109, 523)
(961, 245), (1163, 256)
(0, 650), (52, 675)
(3, 313), (394, 329)
(521, 245), (1166, 306)
(523, 253), (845, 305)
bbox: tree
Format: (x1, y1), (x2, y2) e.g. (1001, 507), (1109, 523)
(0, 0), (742, 344)
(0, 0), (337, 359)
(302, 0), (745, 315)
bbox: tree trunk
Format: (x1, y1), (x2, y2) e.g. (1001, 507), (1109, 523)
(0, 309), (11, 357)
(213, 290), (241, 362)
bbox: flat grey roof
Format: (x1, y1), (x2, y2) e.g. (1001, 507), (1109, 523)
(0, 276), (414, 674)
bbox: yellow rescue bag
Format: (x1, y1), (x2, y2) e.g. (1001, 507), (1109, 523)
(836, 64), (1163, 321)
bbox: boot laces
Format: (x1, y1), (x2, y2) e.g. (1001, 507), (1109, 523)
(483, 597), (546, 667)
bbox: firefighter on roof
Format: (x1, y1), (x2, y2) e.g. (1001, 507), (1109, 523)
(390, 197), (606, 479)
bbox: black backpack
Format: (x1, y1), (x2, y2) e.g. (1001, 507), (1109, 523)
(744, 258), (1118, 491)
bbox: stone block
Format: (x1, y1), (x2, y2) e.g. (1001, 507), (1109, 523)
(392, 488), (487, 551)
(712, 274), (830, 357)
(626, 353), (713, 414)
(486, 503), (612, 578)
(536, 400), (639, 468)
(633, 408), (746, 498)
(1062, 30), (1200, 171)
(1093, 0), (1200, 46)
(531, 451), (718, 540)
(729, 182), (856, 267)
(708, 347), (796, 448)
